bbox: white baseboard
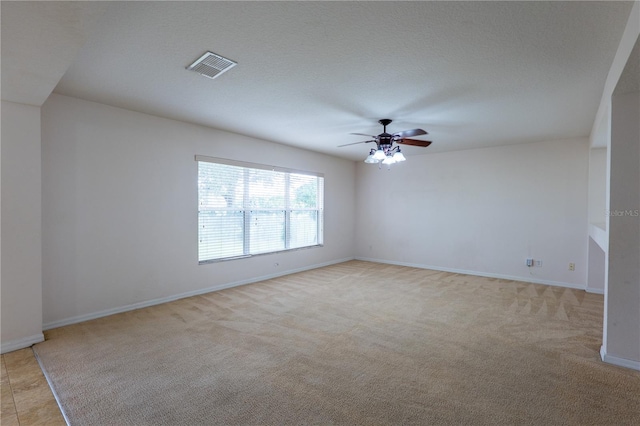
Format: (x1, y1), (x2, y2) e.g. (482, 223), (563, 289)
(600, 345), (640, 371)
(355, 257), (586, 291)
(1, 333), (45, 354)
(43, 257), (355, 330)
(586, 287), (605, 295)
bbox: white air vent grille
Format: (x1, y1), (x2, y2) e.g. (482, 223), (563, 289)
(187, 51), (237, 80)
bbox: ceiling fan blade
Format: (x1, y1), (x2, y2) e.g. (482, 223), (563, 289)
(349, 132), (377, 138)
(397, 138), (432, 147)
(393, 128), (427, 138)
(338, 140), (376, 147)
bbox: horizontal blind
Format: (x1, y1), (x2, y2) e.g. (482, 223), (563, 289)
(247, 167), (286, 254)
(289, 173), (322, 248)
(198, 162), (245, 261)
(197, 157), (324, 263)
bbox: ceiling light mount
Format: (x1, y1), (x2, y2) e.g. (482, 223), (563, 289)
(378, 118), (392, 129)
(187, 51), (237, 80)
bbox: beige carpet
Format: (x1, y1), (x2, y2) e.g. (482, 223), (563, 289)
(34, 261), (640, 425)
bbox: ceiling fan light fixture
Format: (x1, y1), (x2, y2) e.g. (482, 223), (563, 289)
(364, 155), (378, 164)
(392, 150), (406, 162)
(373, 149), (386, 160)
(343, 119), (431, 167)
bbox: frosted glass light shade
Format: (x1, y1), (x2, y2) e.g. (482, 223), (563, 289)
(392, 151), (406, 162)
(373, 149), (386, 160)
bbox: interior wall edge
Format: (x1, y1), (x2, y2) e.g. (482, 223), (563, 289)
(0, 333), (44, 354)
(600, 346), (640, 371)
(1, 100), (43, 351)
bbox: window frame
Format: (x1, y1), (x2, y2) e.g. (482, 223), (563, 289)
(196, 155), (324, 264)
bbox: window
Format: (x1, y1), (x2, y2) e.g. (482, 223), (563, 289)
(196, 156), (324, 263)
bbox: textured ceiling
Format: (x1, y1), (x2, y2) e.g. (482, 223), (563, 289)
(0, 1), (107, 106)
(2, 1), (635, 161)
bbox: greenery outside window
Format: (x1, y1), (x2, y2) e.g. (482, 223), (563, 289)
(196, 156), (324, 263)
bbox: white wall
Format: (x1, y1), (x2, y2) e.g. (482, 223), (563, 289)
(355, 139), (590, 288)
(605, 90), (640, 366)
(587, 237), (606, 293)
(586, 147), (607, 293)
(41, 94), (356, 327)
(1, 101), (44, 352)
(597, 2), (640, 371)
(588, 148), (607, 226)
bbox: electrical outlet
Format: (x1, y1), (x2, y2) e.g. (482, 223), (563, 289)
(535, 260), (542, 267)
(569, 262), (575, 271)
(526, 258), (534, 267)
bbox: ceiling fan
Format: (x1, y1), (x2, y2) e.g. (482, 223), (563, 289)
(338, 119), (432, 165)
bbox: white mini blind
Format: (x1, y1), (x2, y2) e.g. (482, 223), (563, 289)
(197, 156), (324, 263)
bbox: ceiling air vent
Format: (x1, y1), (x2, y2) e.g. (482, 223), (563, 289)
(186, 51), (237, 80)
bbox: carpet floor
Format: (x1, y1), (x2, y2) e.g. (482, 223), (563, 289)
(34, 261), (640, 425)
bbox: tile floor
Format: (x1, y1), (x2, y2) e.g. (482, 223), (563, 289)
(1, 348), (65, 425)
